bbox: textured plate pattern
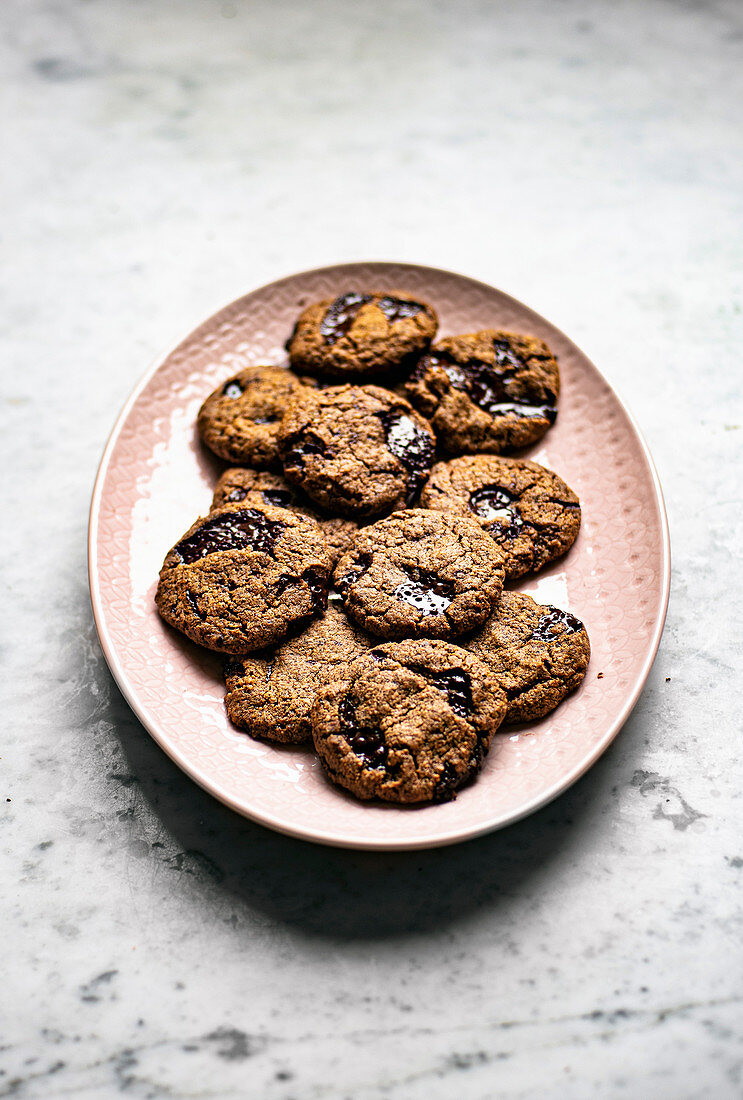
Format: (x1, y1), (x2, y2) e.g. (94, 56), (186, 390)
(89, 263), (670, 850)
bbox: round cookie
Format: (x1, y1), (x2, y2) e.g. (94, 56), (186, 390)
(466, 591), (590, 722)
(278, 385), (436, 518)
(333, 509), (505, 640)
(287, 290), (438, 379)
(420, 455), (581, 579)
(155, 502), (333, 654)
(197, 366), (309, 467)
(223, 601), (371, 744)
(312, 640), (507, 803)
(404, 328), (560, 454)
(211, 467), (358, 567)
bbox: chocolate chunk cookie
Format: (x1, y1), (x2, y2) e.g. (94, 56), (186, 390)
(312, 640), (507, 803)
(223, 602), (371, 744)
(155, 502), (333, 653)
(287, 290), (438, 379)
(197, 366), (309, 467)
(278, 385), (436, 518)
(466, 591), (590, 722)
(404, 329), (560, 453)
(334, 510), (505, 640)
(211, 467), (358, 567)
(421, 455), (581, 579)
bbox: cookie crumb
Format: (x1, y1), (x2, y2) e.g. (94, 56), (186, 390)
(596, 672), (604, 679)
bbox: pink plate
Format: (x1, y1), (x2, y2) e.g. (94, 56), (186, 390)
(88, 263), (670, 850)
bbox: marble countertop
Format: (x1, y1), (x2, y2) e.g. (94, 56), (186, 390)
(2, 1), (741, 1096)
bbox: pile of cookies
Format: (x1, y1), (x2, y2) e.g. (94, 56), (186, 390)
(155, 290), (590, 805)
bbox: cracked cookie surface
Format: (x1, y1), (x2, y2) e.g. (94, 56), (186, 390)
(334, 509), (505, 640)
(404, 328), (559, 453)
(278, 384), (436, 518)
(421, 455), (581, 579)
(155, 502), (333, 654)
(312, 639), (507, 803)
(211, 467), (358, 567)
(466, 591), (590, 722)
(197, 365), (310, 467)
(223, 600), (371, 744)
(287, 290), (437, 379)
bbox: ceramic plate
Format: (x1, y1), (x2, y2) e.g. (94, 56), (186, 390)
(88, 262), (670, 850)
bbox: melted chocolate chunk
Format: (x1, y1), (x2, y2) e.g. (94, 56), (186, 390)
(433, 668), (472, 718)
(226, 487), (248, 503)
(338, 695), (389, 770)
(432, 761), (461, 803)
(185, 589), (206, 620)
(376, 296), (426, 324)
(252, 414), (278, 425)
(379, 410), (435, 502)
(265, 661), (274, 683)
(469, 485), (525, 540)
(274, 574), (296, 598)
(490, 511), (525, 541)
(222, 379), (243, 399)
(320, 292), (372, 345)
(532, 607), (583, 642)
(410, 665), (472, 718)
(492, 337), (525, 371)
(223, 656), (245, 679)
(393, 568), (455, 616)
(336, 553), (372, 598)
(468, 485), (517, 521)
(175, 508), (285, 563)
(274, 568), (329, 614)
(261, 489), (294, 508)
(282, 431), (330, 469)
(302, 567), (330, 615)
(425, 349), (557, 423)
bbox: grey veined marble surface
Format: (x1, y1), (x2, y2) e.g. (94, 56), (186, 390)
(2, 1), (742, 1096)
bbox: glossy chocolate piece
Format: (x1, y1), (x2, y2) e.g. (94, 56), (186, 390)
(393, 569), (455, 615)
(338, 695), (389, 770)
(532, 607), (583, 642)
(379, 410), (435, 502)
(175, 508), (285, 563)
(376, 295), (427, 324)
(320, 292), (372, 345)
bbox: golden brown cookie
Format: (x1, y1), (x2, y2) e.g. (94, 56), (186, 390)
(420, 455), (581, 579)
(197, 366), (309, 467)
(223, 601), (371, 744)
(278, 385), (436, 518)
(466, 591), (590, 722)
(404, 329), (559, 453)
(155, 502), (333, 654)
(333, 510), (505, 640)
(287, 290), (437, 379)
(312, 640), (507, 803)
